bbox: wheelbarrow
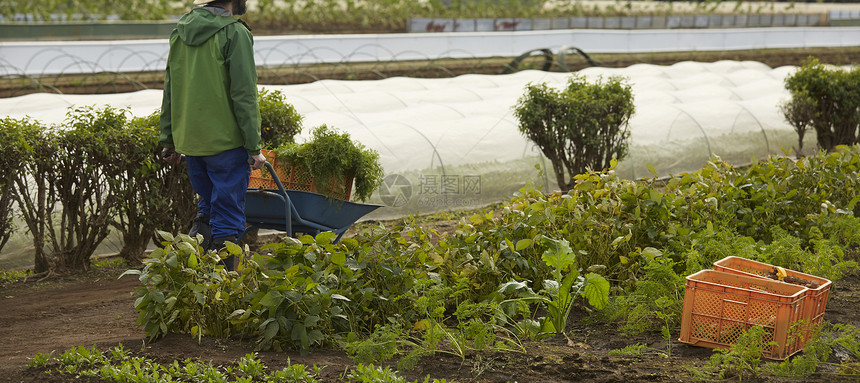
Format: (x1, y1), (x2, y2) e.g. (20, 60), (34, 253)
(238, 162), (383, 244)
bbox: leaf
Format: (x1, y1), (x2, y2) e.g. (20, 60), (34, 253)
(331, 252), (346, 266)
(515, 238), (533, 251)
(299, 234), (315, 245)
(541, 237), (576, 273)
(305, 282), (319, 293)
(582, 273), (610, 310)
(413, 319), (432, 331)
(225, 241), (242, 255)
(504, 238), (515, 251)
(157, 230), (174, 242)
(304, 315), (321, 328)
(149, 290), (165, 304)
(164, 296), (177, 311)
(187, 253), (198, 269)
(134, 295), (149, 310)
(642, 247), (662, 260)
(284, 236), (303, 247)
(315, 231), (337, 244)
(228, 309), (246, 320)
(498, 280), (531, 295)
(264, 319), (279, 341)
(118, 269), (141, 279)
(177, 241), (196, 256)
(541, 318), (556, 334)
(647, 163), (657, 177)
(259, 291), (284, 308)
(331, 293), (351, 302)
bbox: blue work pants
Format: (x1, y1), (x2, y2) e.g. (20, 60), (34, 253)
(185, 147), (250, 239)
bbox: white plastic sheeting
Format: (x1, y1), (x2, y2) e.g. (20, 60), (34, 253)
(2, 27), (860, 76)
(0, 60), (817, 217)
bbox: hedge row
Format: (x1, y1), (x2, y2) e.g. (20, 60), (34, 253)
(0, 89), (302, 273)
(0, 107), (195, 273)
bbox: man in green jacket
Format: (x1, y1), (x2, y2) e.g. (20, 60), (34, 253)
(160, 0), (265, 270)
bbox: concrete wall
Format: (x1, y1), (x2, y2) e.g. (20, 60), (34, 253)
(408, 14), (826, 32)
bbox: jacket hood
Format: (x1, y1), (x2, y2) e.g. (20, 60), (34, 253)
(176, 7), (236, 46)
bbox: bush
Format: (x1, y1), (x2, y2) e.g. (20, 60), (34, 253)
(111, 110), (196, 262)
(5, 106), (198, 272)
(8, 116), (63, 272)
(259, 88), (303, 148)
(783, 58), (860, 152)
(514, 74), (634, 191)
(0, 117), (35, 253)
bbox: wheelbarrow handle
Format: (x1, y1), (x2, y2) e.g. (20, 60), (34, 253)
(256, 160), (287, 194)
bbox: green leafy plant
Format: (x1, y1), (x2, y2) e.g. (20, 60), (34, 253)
(268, 359), (322, 383)
(27, 351), (54, 368)
(236, 353), (266, 380)
(118, 139), (860, 365)
(273, 125), (384, 201)
(611, 247), (685, 347)
(609, 343), (667, 358)
(498, 236), (610, 338)
(8, 106), (129, 272)
(28, 344), (325, 383)
(347, 364), (406, 383)
(768, 322), (860, 378)
(0, 268), (31, 286)
(691, 325), (776, 381)
(514, 74), (634, 191)
(122, 230), (254, 342)
(345, 324), (403, 365)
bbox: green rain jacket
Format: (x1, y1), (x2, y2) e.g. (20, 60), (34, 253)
(159, 6), (261, 157)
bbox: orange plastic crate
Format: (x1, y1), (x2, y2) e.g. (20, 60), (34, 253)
(713, 256), (831, 348)
(679, 269), (808, 360)
(248, 149), (353, 201)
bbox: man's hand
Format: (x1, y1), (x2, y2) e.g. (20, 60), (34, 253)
(249, 153), (266, 170)
(161, 148), (181, 166)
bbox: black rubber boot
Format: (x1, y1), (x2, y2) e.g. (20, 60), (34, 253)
(210, 235), (238, 271)
(189, 214), (211, 250)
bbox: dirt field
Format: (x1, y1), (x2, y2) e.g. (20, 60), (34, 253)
(1, 240), (859, 383)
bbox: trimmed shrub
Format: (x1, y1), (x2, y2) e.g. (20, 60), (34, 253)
(259, 88), (303, 148)
(514, 74), (634, 192)
(783, 58), (860, 152)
